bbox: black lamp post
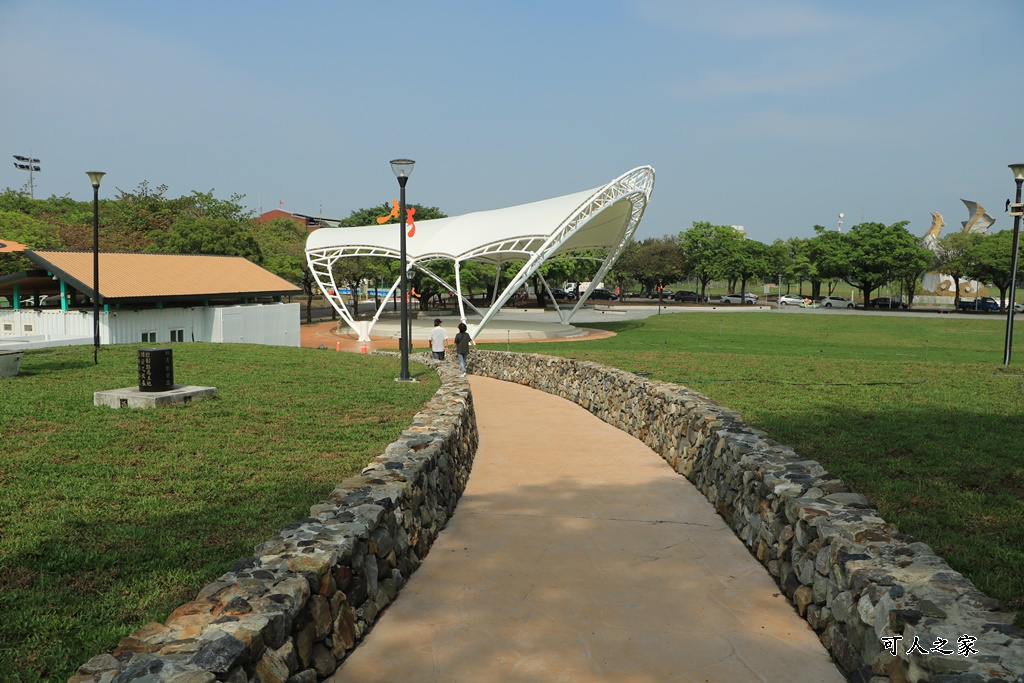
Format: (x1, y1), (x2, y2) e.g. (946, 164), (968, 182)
(1004, 163), (1024, 366)
(87, 171), (105, 364)
(390, 158), (415, 381)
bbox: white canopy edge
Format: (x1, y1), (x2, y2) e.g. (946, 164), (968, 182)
(306, 165), (655, 341)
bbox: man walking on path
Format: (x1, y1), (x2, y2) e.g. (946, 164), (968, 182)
(428, 318), (449, 360)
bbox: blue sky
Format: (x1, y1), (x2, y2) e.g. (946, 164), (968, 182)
(2, 0), (1022, 244)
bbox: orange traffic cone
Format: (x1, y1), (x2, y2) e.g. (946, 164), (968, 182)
(360, 341), (368, 354)
(336, 341), (341, 352)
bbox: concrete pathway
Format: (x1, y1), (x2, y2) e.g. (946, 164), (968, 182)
(329, 377), (845, 682)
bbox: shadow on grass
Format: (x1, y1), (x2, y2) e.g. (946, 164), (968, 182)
(16, 358), (97, 375)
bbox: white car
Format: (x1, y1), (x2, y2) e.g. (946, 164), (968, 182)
(720, 292), (758, 304)
(820, 296), (855, 308)
(778, 294), (806, 306)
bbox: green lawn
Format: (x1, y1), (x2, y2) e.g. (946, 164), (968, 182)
(0, 343), (439, 683)
(482, 312), (1024, 624)
(4, 315), (1023, 681)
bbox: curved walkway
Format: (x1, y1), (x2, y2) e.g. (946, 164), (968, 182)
(329, 376), (845, 682)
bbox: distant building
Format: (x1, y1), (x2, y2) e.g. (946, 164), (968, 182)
(0, 251), (301, 349)
(257, 210), (341, 231)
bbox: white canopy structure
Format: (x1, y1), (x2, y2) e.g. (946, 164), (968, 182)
(305, 165), (655, 341)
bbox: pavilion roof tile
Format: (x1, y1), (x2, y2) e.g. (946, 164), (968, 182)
(26, 251), (300, 300)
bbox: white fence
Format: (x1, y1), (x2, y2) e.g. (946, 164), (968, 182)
(0, 303), (299, 349)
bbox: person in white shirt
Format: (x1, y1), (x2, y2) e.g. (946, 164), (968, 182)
(428, 318), (449, 360)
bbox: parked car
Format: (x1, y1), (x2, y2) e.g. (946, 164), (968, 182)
(588, 288), (619, 300)
(720, 292), (758, 304)
(778, 294), (806, 306)
(548, 288), (576, 300)
(672, 290), (704, 303)
(866, 297), (907, 309)
(1015, 302), (1024, 313)
(958, 296), (1000, 312)
(820, 296), (856, 308)
(648, 288), (673, 299)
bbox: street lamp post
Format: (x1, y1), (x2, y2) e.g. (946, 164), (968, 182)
(390, 159), (415, 381)
(1004, 163), (1024, 366)
(14, 155), (41, 199)
(87, 171), (105, 365)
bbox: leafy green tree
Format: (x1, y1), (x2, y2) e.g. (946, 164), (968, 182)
(331, 256), (371, 315)
(764, 239), (794, 295)
(625, 236), (685, 297)
(0, 188), (36, 215)
(100, 182), (176, 251)
(147, 215), (263, 262)
(718, 237), (768, 302)
(333, 204), (450, 312)
(806, 226), (849, 296)
(842, 221), (927, 303)
(932, 231), (983, 308)
(0, 210), (63, 275)
(535, 253), (598, 305)
(678, 222), (745, 300)
(970, 230), (1024, 308)
(340, 203), (446, 228)
(250, 217), (307, 282)
(607, 240), (642, 297)
(456, 260), (496, 301)
(169, 189), (252, 222)
(895, 236), (936, 308)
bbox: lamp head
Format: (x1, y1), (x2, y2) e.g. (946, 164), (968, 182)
(86, 171), (105, 188)
(390, 159), (415, 182)
(1010, 164), (1024, 181)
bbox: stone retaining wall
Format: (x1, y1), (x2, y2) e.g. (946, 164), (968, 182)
(71, 359), (475, 683)
(467, 351), (1024, 683)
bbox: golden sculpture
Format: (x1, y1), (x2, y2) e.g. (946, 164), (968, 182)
(920, 201), (993, 299)
(961, 200), (995, 234)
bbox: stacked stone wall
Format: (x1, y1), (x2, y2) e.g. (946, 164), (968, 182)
(468, 350), (1024, 683)
(71, 359), (475, 683)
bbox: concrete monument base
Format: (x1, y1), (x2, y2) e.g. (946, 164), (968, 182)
(0, 350), (24, 377)
(94, 385), (217, 409)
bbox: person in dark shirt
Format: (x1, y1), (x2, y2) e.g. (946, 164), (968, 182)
(453, 322), (474, 377)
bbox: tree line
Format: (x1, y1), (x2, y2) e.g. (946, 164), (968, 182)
(0, 184), (308, 282)
(609, 221), (1023, 308)
(2, 184), (1019, 311)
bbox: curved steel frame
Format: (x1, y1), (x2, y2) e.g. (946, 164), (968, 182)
(305, 166), (655, 341)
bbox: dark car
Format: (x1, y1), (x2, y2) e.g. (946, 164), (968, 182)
(672, 290), (703, 302)
(588, 288), (619, 300)
(548, 288), (576, 300)
(648, 288), (673, 298)
(958, 296), (1000, 312)
(867, 297), (908, 309)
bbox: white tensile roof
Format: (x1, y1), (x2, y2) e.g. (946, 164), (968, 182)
(306, 166), (655, 340)
(306, 187), (633, 263)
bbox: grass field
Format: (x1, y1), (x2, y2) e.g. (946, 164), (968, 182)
(3, 314), (1022, 681)
(481, 311), (1024, 625)
(0, 344), (439, 683)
